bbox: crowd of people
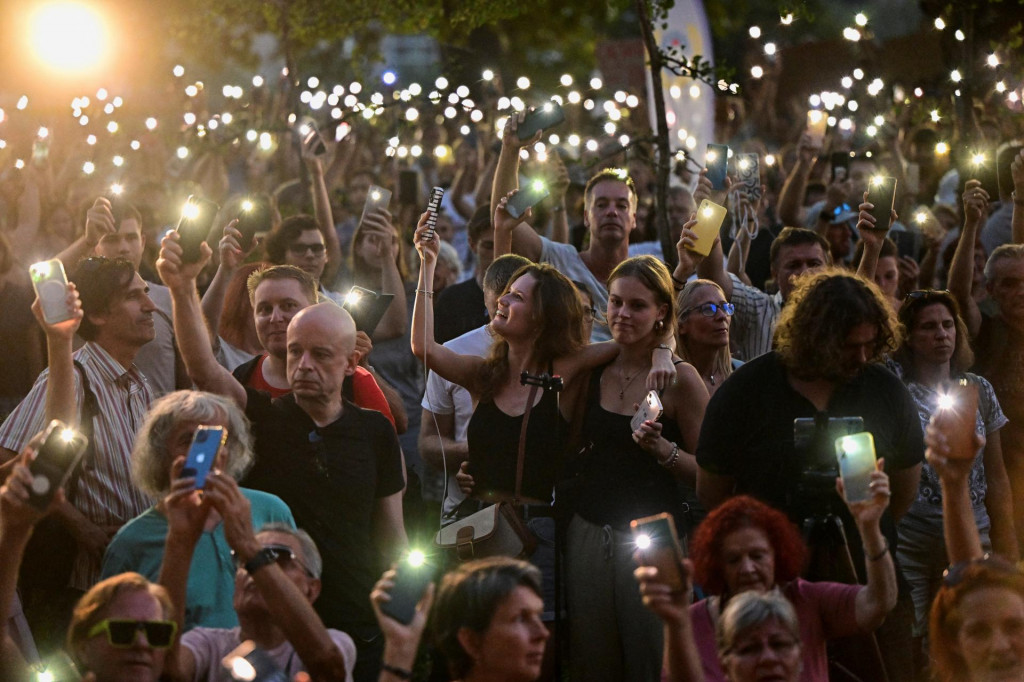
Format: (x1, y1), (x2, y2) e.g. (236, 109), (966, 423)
(2, 47), (1024, 682)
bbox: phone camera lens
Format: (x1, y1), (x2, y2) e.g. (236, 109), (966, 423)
(196, 431), (208, 442)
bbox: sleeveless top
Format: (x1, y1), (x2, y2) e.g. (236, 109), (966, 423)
(466, 385), (568, 503)
(567, 362), (694, 532)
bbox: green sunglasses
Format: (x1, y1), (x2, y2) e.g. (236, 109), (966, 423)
(87, 618), (177, 648)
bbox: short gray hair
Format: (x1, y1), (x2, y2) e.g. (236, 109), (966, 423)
(436, 240), (463, 280)
(258, 522), (322, 579)
(131, 390), (254, 498)
(984, 243), (1024, 283)
(717, 590), (800, 657)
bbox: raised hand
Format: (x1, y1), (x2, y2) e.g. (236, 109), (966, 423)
(32, 282), (83, 341)
(84, 197), (116, 246)
(412, 210), (441, 265)
(157, 229), (212, 291)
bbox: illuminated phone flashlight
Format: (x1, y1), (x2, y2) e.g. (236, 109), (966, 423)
(30, 261), (52, 279)
(635, 533), (652, 550)
(60, 427), (76, 443)
(914, 211), (926, 224)
(109, 183), (124, 196)
(935, 142), (950, 155)
(531, 179), (546, 192)
(937, 393), (956, 410)
(808, 110), (824, 124)
(971, 152), (986, 166)
(407, 549), (426, 567)
(344, 290), (363, 306)
(738, 157), (750, 171)
(37, 126), (49, 139)
(542, 103), (553, 112)
(241, 199), (254, 212)
(706, 150), (718, 163)
(182, 201), (200, 221)
(702, 205), (714, 218)
(370, 190), (381, 201)
(298, 123), (311, 136)
(36, 670), (55, 682)
(228, 656), (257, 682)
(871, 175), (885, 187)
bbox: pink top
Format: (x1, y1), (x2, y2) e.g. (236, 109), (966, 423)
(689, 579), (862, 682)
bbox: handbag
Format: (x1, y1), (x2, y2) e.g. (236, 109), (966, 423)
(434, 383), (541, 561)
(19, 361), (97, 590)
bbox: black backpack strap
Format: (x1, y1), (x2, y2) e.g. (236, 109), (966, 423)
(66, 360), (100, 498)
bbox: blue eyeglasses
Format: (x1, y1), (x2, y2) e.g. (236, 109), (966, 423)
(681, 302), (735, 318)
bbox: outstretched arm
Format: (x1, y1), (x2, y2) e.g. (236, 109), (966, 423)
(949, 180), (989, 337)
(841, 462), (898, 631)
(491, 112), (543, 261)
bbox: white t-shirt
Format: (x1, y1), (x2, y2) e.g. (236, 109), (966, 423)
(421, 325), (494, 515)
(182, 625), (356, 682)
(539, 237), (610, 342)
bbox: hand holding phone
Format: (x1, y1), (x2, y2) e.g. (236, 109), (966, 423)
(30, 259), (72, 324)
(705, 144), (729, 190)
(422, 187), (446, 241)
(631, 391), (664, 433)
(235, 198), (272, 247)
(866, 176), (897, 232)
(834, 432), (877, 503)
(735, 154), (761, 201)
(506, 179), (550, 219)
(361, 185), (392, 224)
(343, 286), (395, 337)
(686, 200), (727, 257)
(379, 550), (436, 625)
(176, 196), (220, 264)
(806, 110), (827, 147)
(27, 420), (89, 511)
(517, 101), (566, 141)
(934, 379), (980, 460)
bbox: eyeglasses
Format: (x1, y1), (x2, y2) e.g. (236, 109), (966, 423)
(942, 554), (1019, 588)
(904, 289), (952, 305)
(680, 302), (735, 318)
(87, 619), (177, 649)
(288, 243), (326, 256)
(231, 543), (315, 578)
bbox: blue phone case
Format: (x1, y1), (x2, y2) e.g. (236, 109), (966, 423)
(182, 426), (224, 489)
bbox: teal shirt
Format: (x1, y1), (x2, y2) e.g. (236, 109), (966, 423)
(101, 488), (295, 630)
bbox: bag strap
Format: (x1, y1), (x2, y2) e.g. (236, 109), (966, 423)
(514, 383), (540, 508)
(66, 359), (100, 498)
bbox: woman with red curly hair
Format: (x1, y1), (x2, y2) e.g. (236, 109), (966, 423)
(682, 489), (898, 681)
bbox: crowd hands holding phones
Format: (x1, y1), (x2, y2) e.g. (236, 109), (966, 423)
(5, 47), (1024, 682)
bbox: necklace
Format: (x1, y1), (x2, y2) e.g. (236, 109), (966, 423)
(617, 362), (647, 398)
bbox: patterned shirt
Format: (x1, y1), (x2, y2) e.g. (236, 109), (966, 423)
(0, 342), (153, 588)
(728, 273), (783, 361)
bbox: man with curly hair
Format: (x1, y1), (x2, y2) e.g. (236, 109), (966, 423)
(694, 268), (923, 681)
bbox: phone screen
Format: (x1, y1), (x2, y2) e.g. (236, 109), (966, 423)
(705, 144), (729, 190)
(866, 176), (897, 231)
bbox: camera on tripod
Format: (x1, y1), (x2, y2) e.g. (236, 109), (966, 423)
(790, 415), (864, 519)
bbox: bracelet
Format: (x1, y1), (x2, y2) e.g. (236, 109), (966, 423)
(655, 344), (672, 352)
(866, 539), (889, 562)
(670, 273), (687, 291)
(659, 442), (680, 468)
(381, 663), (413, 680)
(416, 288), (434, 297)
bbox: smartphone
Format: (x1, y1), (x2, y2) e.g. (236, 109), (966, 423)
(361, 185), (392, 224)
(506, 178), (550, 219)
(30, 259), (71, 325)
(806, 110), (827, 147)
(176, 195), (220, 264)
(422, 186), (446, 241)
(834, 432), (877, 503)
(735, 153), (761, 201)
(222, 640), (287, 682)
(27, 420), (89, 510)
(631, 390), (664, 433)
(830, 152), (849, 183)
(342, 286), (395, 337)
(379, 551), (436, 625)
(181, 426), (226, 489)
(398, 169), (420, 206)
(794, 416), (864, 473)
(866, 176), (897, 232)
(705, 143), (729, 190)
(912, 205), (944, 240)
(517, 101), (566, 141)
(235, 198), (272, 247)
(334, 121), (351, 143)
(630, 513), (686, 593)
(934, 378), (980, 460)
(962, 146), (1000, 199)
(686, 200), (727, 257)
(891, 230), (918, 261)
(300, 119), (327, 157)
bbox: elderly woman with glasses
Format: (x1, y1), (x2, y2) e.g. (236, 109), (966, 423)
(676, 279), (738, 396)
(891, 288), (1017, 653)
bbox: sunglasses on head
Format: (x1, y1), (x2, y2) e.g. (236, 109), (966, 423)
(680, 302), (735, 318)
(942, 553), (1019, 588)
(231, 543), (315, 577)
(903, 289), (952, 305)
(88, 619), (177, 649)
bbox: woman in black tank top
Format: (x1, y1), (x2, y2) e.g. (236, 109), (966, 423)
(563, 255), (710, 681)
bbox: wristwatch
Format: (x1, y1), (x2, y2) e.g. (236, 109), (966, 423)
(244, 547), (278, 575)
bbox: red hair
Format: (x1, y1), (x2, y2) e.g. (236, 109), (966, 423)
(692, 495), (808, 595)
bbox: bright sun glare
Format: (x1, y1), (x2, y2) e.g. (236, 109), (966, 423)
(30, 2), (108, 73)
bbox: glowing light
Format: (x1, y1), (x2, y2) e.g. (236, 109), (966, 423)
(30, 2), (108, 72)
(635, 534), (652, 550)
(82, 161), (94, 174)
(37, 669), (56, 682)
(382, 71), (396, 86)
(764, 42), (777, 56)
(972, 152), (986, 166)
(855, 12), (867, 26)
(950, 70), (962, 83)
(455, 85), (468, 98)
(129, 140), (140, 150)
(866, 125), (878, 137)
(482, 69), (494, 81)
(843, 27), (862, 41)
(749, 26), (761, 39)
(17, 96), (28, 110)
(853, 68), (864, 80)
(349, 82), (362, 94)
(781, 13), (794, 25)
(954, 29), (965, 41)
(405, 107), (419, 121)
(765, 154), (776, 166)
(106, 121), (118, 133)
(689, 84), (701, 99)
(86, 134), (96, 145)
(14, 159), (25, 170)
(590, 77), (602, 89)
(935, 142), (949, 155)
(937, 393), (955, 410)
(517, 76), (531, 89)
(177, 146), (189, 159)
(185, 84), (198, 97)
(751, 65), (764, 79)
(997, 81), (1007, 93)
(252, 75), (264, 87)
(112, 155), (123, 167)
(987, 54), (1000, 68)
(560, 74), (573, 86)
(434, 76), (448, 90)
(173, 65), (185, 77)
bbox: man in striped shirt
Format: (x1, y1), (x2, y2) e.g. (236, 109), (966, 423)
(0, 257), (155, 592)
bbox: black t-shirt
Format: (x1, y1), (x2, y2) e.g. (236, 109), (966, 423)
(696, 353), (924, 570)
(240, 388), (405, 634)
(434, 278), (487, 344)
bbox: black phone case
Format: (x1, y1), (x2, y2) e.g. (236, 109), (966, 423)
(178, 198), (220, 263)
(517, 102), (566, 141)
(380, 563), (435, 625)
(867, 178), (897, 231)
(506, 183), (550, 219)
(236, 202), (271, 247)
(343, 289), (395, 337)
